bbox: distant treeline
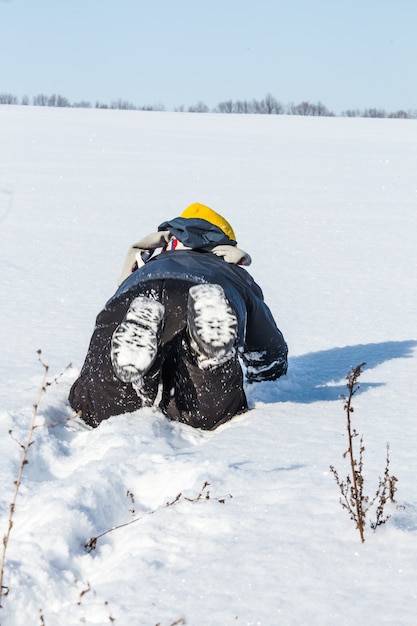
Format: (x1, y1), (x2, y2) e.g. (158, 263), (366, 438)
(0, 91), (415, 119)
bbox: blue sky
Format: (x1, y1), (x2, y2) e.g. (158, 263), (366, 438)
(1, 0), (416, 113)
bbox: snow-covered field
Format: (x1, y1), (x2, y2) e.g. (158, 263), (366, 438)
(1, 105), (416, 625)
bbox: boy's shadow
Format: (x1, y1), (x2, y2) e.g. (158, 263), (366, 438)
(246, 340), (417, 405)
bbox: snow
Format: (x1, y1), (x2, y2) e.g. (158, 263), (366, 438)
(1, 105), (417, 625)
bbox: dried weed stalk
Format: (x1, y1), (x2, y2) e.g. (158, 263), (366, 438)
(0, 351), (74, 608)
(85, 481), (232, 552)
(330, 362), (398, 542)
(76, 580), (116, 623)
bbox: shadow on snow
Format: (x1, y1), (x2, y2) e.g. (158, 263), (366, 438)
(246, 339), (417, 405)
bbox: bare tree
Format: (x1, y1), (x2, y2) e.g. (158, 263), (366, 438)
(110, 99), (136, 110)
(73, 100), (92, 108)
(0, 92), (18, 104)
(363, 108), (387, 118)
(252, 98), (267, 114)
(290, 100), (334, 116)
(263, 93), (284, 114)
(342, 109), (361, 117)
(315, 101), (334, 116)
(291, 101), (312, 115)
(33, 93), (48, 106)
(233, 99), (253, 114)
(215, 100), (233, 113)
(388, 110), (409, 119)
(56, 94), (70, 107)
(188, 101), (209, 113)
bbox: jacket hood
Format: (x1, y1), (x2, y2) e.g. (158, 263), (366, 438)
(158, 217), (237, 249)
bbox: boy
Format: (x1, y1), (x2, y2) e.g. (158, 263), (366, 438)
(69, 203), (288, 429)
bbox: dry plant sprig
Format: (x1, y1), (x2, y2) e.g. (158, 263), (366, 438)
(0, 353), (49, 607)
(75, 580), (116, 623)
(126, 490), (136, 516)
(85, 481), (232, 553)
(370, 444), (398, 530)
(330, 362), (398, 542)
(0, 351), (74, 608)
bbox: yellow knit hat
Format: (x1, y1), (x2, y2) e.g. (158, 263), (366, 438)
(180, 202), (236, 241)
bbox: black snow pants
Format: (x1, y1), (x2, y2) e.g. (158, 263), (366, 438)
(69, 278), (248, 430)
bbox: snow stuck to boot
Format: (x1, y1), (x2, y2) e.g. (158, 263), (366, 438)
(187, 283), (238, 370)
(111, 296), (165, 383)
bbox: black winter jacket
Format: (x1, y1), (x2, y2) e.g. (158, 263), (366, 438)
(111, 249), (287, 382)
